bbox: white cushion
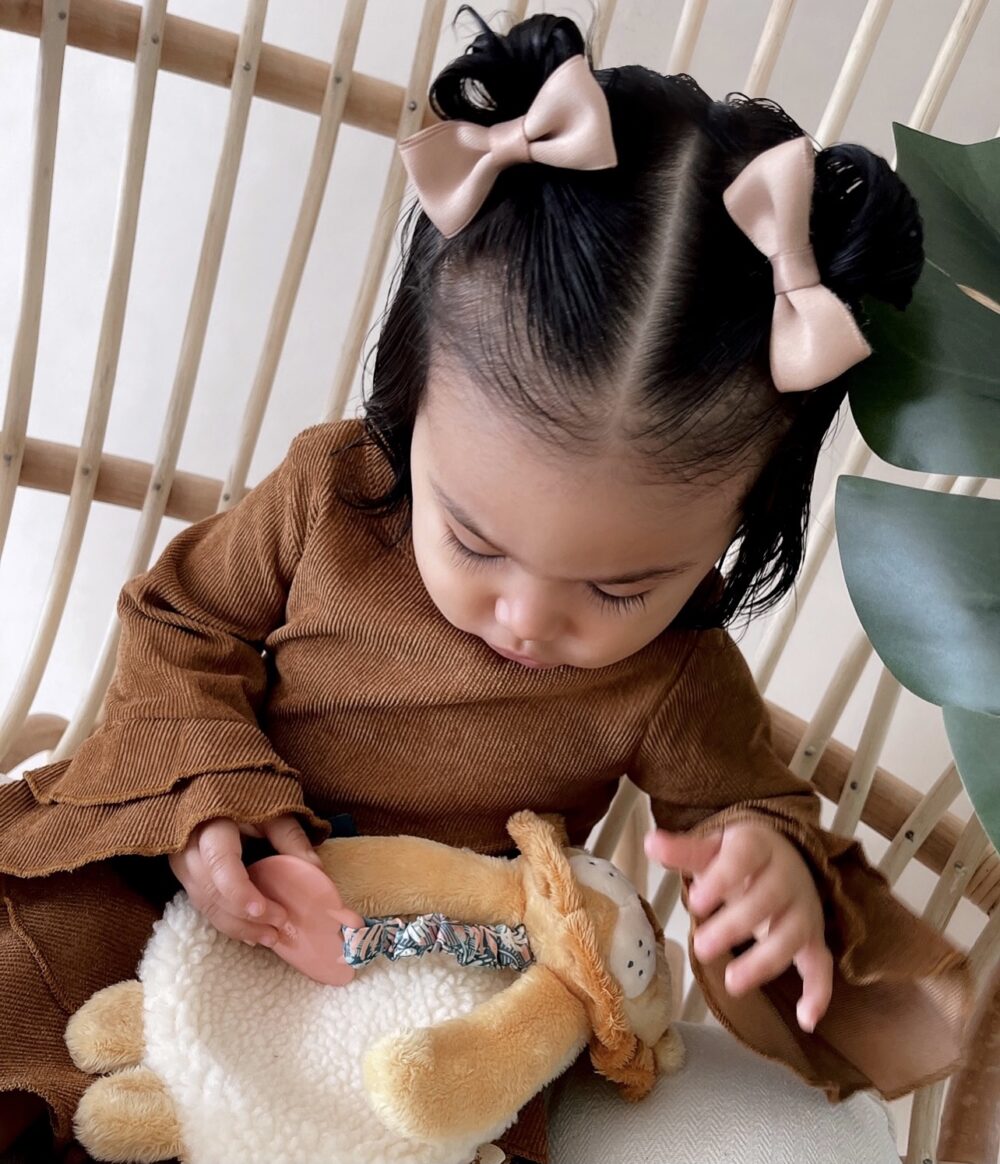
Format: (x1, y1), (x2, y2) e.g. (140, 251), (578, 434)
(546, 1022), (899, 1163)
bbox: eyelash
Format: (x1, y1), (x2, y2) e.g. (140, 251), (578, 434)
(442, 528), (649, 614)
(590, 588), (648, 614)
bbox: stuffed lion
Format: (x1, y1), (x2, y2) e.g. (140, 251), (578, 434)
(65, 811), (683, 1164)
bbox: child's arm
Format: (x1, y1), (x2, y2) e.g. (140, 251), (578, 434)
(0, 426), (348, 879)
(628, 628), (974, 1103)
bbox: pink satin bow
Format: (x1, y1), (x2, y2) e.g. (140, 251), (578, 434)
(723, 135), (872, 392)
(398, 54), (618, 238)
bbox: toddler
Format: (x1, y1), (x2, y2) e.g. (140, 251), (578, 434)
(0, 11), (972, 1163)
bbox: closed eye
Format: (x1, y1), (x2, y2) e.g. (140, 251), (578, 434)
(443, 527), (503, 565)
(446, 527), (650, 613)
(588, 587), (649, 613)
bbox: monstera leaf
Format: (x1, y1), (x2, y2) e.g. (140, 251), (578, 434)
(943, 707), (1000, 852)
(848, 127), (1000, 477)
(892, 125), (1000, 305)
(837, 127), (1000, 850)
(837, 478), (1000, 715)
(849, 266), (1000, 477)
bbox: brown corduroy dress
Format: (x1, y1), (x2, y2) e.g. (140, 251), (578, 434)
(0, 421), (973, 1163)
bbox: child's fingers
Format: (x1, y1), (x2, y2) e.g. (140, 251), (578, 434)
(691, 870), (787, 962)
(329, 905), (366, 930)
(722, 908), (809, 997)
(644, 828), (722, 875)
(792, 938), (834, 1033)
(197, 819), (288, 930)
(170, 844), (283, 947)
(685, 827), (773, 918)
(259, 814), (325, 868)
(200, 904), (283, 949)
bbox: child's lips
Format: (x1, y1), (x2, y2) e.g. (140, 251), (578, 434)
(490, 644), (558, 670)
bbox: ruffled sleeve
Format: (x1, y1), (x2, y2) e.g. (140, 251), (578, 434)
(629, 628), (975, 1101)
(0, 425), (350, 877)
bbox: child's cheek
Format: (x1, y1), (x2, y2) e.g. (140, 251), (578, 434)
(412, 529), (488, 637)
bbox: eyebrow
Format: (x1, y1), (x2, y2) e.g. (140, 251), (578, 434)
(432, 482), (697, 586)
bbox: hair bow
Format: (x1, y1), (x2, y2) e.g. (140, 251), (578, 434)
(722, 135), (872, 393)
(399, 54), (618, 238)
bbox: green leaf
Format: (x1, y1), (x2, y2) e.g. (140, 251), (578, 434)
(893, 124), (1000, 305)
(838, 128), (1000, 849)
(943, 706), (1000, 852)
(848, 263), (1000, 477)
(836, 476), (1000, 714)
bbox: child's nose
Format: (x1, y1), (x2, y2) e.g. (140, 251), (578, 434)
(494, 586), (564, 644)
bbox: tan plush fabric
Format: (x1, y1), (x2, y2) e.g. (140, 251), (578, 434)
(0, 421), (973, 1164)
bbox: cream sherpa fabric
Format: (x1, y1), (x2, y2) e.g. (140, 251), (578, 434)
(138, 891), (521, 1164)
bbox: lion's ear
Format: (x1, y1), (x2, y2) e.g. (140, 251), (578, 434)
(506, 811), (580, 915)
(535, 813), (570, 847)
(507, 810), (569, 853)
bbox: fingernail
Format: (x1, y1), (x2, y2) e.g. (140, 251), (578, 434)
(247, 901), (263, 918)
(306, 850), (324, 867)
(242, 938), (255, 946)
(260, 933), (277, 948)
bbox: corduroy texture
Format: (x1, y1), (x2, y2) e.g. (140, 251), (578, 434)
(0, 862), (167, 1144)
(0, 420), (974, 1164)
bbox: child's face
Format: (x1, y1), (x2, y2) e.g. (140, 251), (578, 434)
(409, 374), (749, 670)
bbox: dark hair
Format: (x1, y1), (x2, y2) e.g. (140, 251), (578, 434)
(359, 7), (923, 628)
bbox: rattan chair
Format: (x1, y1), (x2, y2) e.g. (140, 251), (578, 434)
(0, 2), (997, 1162)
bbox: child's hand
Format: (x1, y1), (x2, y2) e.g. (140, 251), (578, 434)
(168, 815), (325, 948)
(645, 822), (833, 1033)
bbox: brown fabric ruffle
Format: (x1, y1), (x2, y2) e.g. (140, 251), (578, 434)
(632, 628), (976, 1103)
(683, 804), (974, 1101)
(0, 765), (331, 878)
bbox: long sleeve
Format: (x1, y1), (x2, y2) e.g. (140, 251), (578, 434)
(629, 628), (974, 1102)
(0, 426), (341, 877)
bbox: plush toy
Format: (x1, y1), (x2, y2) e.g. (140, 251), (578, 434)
(65, 811), (683, 1164)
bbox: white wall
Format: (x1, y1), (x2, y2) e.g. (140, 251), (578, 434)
(1, 2), (997, 1138)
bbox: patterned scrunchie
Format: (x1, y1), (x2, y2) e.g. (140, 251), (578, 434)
(342, 913), (534, 973)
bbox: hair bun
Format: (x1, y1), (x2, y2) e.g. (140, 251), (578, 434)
(811, 143), (924, 310)
(430, 7), (588, 126)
